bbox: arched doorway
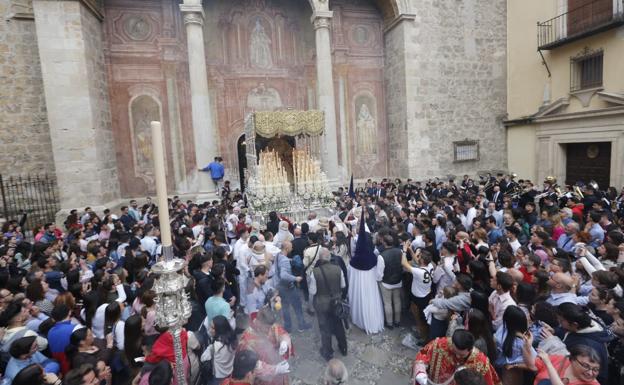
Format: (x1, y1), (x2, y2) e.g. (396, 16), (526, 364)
(237, 134), (247, 192)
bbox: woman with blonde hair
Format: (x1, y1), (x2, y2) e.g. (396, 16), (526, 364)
(550, 214), (565, 241)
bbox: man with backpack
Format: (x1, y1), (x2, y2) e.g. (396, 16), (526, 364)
(302, 232), (322, 314)
(275, 241), (311, 333)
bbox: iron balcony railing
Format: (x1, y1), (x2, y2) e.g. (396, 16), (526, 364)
(538, 0), (624, 50)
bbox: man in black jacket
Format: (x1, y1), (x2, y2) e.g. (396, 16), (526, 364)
(310, 248), (347, 361)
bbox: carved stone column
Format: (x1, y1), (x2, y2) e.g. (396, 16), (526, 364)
(312, 11), (340, 185)
(180, 3), (217, 194)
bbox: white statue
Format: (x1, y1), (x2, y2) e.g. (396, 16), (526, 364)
(250, 19), (272, 69)
(356, 103), (377, 154)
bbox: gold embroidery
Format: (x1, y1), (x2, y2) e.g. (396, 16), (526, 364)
(254, 110), (324, 138)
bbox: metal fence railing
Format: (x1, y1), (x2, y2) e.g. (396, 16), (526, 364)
(538, 0), (624, 49)
(0, 174), (60, 232)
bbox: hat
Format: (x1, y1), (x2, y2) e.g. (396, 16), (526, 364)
(349, 210), (377, 271)
(318, 217), (329, 229)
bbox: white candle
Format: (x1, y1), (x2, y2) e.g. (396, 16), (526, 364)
(150, 121), (172, 250)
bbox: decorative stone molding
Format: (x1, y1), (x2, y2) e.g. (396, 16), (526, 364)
(313, 16), (331, 30)
(311, 10), (333, 30)
(570, 86), (603, 108)
(183, 12), (203, 26)
(179, 4), (204, 26)
(597, 91), (624, 106)
(535, 97), (570, 117)
(384, 14), (416, 33)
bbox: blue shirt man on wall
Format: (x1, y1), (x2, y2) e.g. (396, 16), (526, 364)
(199, 156), (225, 194)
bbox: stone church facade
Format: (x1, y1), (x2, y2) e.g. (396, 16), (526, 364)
(0, 0), (507, 212)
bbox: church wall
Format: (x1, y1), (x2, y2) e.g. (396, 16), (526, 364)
(0, 1), (56, 178)
(102, 0), (193, 197)
(403, 0), (507, 178)
(32, 0), (121, 209)
(202, 0), (317, 187)
(81, 4), (121, 205)
(383, 20), (409, 178)
(331, 0), (388, 179)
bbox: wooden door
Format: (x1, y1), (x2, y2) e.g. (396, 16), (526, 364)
(565, 142), (611, 188)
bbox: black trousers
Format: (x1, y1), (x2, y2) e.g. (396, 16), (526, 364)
(315, 307), (347, 357)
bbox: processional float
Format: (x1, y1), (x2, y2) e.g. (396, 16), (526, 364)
(244, 110), (334, 223)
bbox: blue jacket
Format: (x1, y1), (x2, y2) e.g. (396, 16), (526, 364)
(48, 320), (74, 354)
(203, 162), (224, 180)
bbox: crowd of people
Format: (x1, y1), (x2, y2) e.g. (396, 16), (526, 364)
(1, 173), (624, 385)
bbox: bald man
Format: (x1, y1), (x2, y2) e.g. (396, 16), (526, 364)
(546, 272), (589, 306)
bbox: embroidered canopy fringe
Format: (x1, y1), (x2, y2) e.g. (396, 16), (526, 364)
(254, 110), (324, 138)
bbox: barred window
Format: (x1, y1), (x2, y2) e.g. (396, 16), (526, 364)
(570, 48), (603, 92)
(453, 140), (479, 162)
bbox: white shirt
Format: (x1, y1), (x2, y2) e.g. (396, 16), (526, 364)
(509, 239), (521, 254)
(465, 207), (477, 231)
(488, 290), (516, 331)
(411, 235), (425, 250)
(264, 242), (281, 257)
(201, 341), (235, 379)
(192, 224), (204, 239)
(112, 320), (125, 350)
(432, 256), (457, 296)
(307, 218), (319, 230)
(409, 263), (434, 298)
(140, 236), (158, 257)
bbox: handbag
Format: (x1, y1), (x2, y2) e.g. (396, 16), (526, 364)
(318, 264), (350, 320)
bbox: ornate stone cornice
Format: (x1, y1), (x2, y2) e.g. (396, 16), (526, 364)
(179, 4), (204, 26)
(311, 10), (333, 30)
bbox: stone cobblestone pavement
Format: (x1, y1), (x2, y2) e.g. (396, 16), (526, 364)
(287, 322), (415, 385)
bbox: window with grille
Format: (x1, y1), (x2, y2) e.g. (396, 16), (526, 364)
(570, 48), (603, 92)
(453, 140), (479, 162)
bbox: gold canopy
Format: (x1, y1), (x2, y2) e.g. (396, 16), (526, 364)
(254, 110), (324, 138)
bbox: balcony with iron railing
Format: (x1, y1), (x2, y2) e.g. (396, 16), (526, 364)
(537, 0), (624, 50)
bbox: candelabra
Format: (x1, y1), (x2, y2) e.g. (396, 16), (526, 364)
(150, 122), (191, 385)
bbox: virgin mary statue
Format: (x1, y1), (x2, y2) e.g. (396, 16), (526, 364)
(250, 19), (273, 69)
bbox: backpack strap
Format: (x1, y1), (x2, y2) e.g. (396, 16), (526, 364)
(304, 245), (320, 273)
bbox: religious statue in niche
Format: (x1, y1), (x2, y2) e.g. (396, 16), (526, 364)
(356, 99), (377, 155)
(250, 18), (273, 69)
(130, 95), (160, 183)
(246, 82), (283, 111)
